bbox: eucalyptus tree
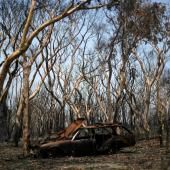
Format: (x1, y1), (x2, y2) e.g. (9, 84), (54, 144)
(90, 0), (169, 134)
(114, 1), (169, 130)
(128, 3), (169, 135)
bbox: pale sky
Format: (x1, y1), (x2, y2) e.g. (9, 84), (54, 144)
(152, 0), (170, 5)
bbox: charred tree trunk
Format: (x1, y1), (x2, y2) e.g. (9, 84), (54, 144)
(0, 99), (8, 141)
(165, 101), (169, 151)
(107, 47), (113, 123)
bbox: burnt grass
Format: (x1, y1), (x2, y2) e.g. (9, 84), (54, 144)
(0, 138), (170, 170)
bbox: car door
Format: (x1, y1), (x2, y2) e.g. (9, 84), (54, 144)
(71, 128), (95, 156)
(112, 126), (136, 148)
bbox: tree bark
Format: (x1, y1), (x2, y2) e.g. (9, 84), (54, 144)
(12, 95), (24, 146)
(143, 84), (151, 134)
(22, 60), (31, 156)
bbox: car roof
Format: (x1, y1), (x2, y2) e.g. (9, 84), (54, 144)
(77, 123), (133, 134)
(79, 123), (122, 129)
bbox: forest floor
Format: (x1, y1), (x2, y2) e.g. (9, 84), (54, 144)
(0, 138), (170, 170)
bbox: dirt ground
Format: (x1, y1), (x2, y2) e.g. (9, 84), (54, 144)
(0, 138), (170, 170)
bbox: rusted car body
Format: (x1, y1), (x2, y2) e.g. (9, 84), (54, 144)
(35, 120), (135, 158)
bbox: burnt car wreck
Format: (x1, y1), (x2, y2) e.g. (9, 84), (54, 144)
(31, 119), (135, 158)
